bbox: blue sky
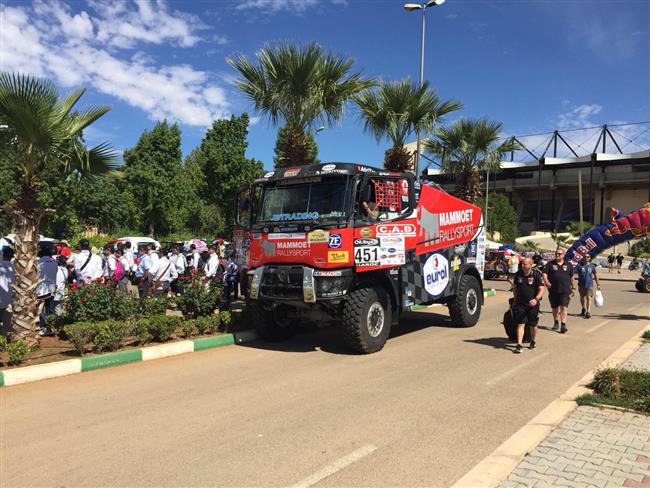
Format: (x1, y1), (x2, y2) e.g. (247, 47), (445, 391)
(2, 0), (648, 169)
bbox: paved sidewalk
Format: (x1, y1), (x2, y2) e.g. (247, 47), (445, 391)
(500, 341), (650, 488)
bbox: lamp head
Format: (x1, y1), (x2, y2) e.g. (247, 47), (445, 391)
(403, 3), (423, 11)
(426, 0), (445, 6)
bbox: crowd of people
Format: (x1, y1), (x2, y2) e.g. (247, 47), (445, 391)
(0, 238), (240, 338)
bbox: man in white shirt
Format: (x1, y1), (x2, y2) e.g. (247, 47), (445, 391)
(54, 255), (68, 312)
(0, 246), (15, 338)
(204, 246), (221, 284)
(68, 239), (103, 284)
(103, 247), (117, 279)
(123, 241), (136, 272)
(153, 249), (177, 297)
(189, 244), (201, 273)
(170, 246), (187, 295)
(147, 243), (160, 277)
(37, 247), (59, 334)
(134, 249), (153, 298)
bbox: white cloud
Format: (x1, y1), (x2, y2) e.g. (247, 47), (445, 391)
(0, 1), (230, 127)
(235, 0), (318, 13)
(557, 104), (602, 130)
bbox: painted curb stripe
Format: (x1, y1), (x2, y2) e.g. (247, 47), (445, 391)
(193, 334), (235, 351)
(2, 359), (82, 387)
(141, 341), (194, 361)
(81, 349), (142, 372)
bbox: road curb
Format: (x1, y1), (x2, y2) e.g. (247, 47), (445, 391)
(0, 331), (254, 388)
(451, 321), (650, 488)
(410, 289), (497, 311)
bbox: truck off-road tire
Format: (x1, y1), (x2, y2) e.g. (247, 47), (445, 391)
(343, 286), (392, 354)
(247, 300), (296, 341)
(636, 279), (644, 292)
(644, 278), (650, 293)
(448, 275), (481, 327)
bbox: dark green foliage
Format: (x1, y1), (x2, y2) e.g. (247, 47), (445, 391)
(7, 340), (29, 365)
(122, 121), (193, 236)
(192, 114), (263, 231)
(475, 193), (519, 243)
(145, 315), (180, 342)
(218, 310), (232, 332)
(195, 315), (219, 335)
(92, 320), (130, 352)
(0, 335), (7, 352)
(576, 393), (650, 413)
(642, 330), (650, 342)
(631, 239), (650, 257)
(180, 319), (196, 339)
(63, 281), (136, 323)
(64, 322), (96, 355)
(136, 296), (169, 319)
(591, 367), (650, 399)
(131, 319), (150, 345)
(274, 126), (319, 167)
(175, 276), (222, 319)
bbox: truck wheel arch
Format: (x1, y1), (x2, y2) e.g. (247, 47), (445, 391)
(453, 265), (484, 305)
(354, 270), (400, 324)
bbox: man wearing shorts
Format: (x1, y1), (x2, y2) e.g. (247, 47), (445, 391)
(543, 249), (576, 334)
(576, 254), (601, 319)
(512, 257), (545, 353)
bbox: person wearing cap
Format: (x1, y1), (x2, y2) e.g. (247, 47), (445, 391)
(0, 246), (15, 338)
(59, 240), (72, 258)
(68, 239), (103, 284)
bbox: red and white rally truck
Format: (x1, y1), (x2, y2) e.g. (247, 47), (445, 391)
(235, 162), (487, 353)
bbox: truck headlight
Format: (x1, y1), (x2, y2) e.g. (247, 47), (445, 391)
(316, 276), (349, 298)
(249, 267), (264, 300)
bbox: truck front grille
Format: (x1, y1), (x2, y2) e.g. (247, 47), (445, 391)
(260, 266), (304, 299)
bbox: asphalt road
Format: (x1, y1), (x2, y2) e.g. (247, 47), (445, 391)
(1, 270), (648, 487)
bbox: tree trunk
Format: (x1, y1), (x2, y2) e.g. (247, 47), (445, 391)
(456, 168), (482, 204)
(11, 206), (47, 348)
(384, 146), (414, 172)
(276, 130), (317, 168)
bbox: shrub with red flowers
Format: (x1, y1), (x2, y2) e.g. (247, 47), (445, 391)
(63, 281), (136, 323)
(174, 275), (222, 319)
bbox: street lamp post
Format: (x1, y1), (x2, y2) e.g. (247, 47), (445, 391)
(403, 0), (445, 178)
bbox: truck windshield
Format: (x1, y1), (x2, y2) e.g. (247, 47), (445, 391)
(255, 177), (350, 224)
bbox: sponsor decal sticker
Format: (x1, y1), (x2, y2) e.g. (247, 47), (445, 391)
(376, 223), (416, 237)
(268, 233), (306, 240)
(360, 227), (374, 238)
(308, 229), (329, 244)
(423, 253), (449, 296)
(322, 164), (336, 171)
(264, 171), (275, 178)
(469, 241), (477, 257)
(356, 165), (375, 173)
(454, 243), (467, 255)
(354, 238), (379, 246)
(328, 250), (349, 263)
(467, 257), (476, 263)
(271, 212), (319, 222)
(328, 233), (342, 248)
(283, 167), (301, 177)
(451, 255), (462, 271)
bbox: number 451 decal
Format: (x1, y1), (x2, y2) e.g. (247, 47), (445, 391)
(354, 246), (379, 263)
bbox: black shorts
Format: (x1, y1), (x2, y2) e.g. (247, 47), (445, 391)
(549, 293), (571, 308)
(512, 303), (540, 326)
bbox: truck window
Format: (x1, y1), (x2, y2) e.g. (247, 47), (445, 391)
(356, 177), (411, 223)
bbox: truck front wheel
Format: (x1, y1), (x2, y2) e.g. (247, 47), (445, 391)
(248, 300), (296, 341)
(448, 275), (481, 327)
(343, 286), (392, 354)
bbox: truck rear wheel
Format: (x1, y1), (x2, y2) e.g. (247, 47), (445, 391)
(343, 286), (392, 354)
(248, 300), (296, 341)
(448, 275), (481, 327)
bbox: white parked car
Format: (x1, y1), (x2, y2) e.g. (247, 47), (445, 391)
(102, 236), (161, 253)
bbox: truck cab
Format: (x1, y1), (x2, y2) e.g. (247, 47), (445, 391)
(235, 162), (486, 353)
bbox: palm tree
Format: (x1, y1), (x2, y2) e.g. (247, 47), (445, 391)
(0, 73), (117, 346)
(424, 118), (520, 203)
(354, 79), (462, 171)
(228, 43), (375, 167)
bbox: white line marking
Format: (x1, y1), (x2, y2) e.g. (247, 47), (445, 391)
(486, 352), (550, 387)
(290, 444), (377, 488)
(585, 319), (612, 334)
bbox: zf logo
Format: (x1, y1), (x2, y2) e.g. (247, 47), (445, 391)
(328, 233), (342, 249)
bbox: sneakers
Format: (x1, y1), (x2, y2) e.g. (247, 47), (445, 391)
(580, 308), (586, 317)
(529, 341), (537, 350)
(585, 312), (591, 319)
(551, 321), (560, 331)
(560, 323), (568, 334)
(515, 344), (523, 354)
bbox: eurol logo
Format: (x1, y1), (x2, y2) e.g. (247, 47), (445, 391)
(423, 253), (449, 296)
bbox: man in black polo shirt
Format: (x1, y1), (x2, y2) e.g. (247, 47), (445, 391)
(512, 257), (545, 353)
(543, 248), (576, 334)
